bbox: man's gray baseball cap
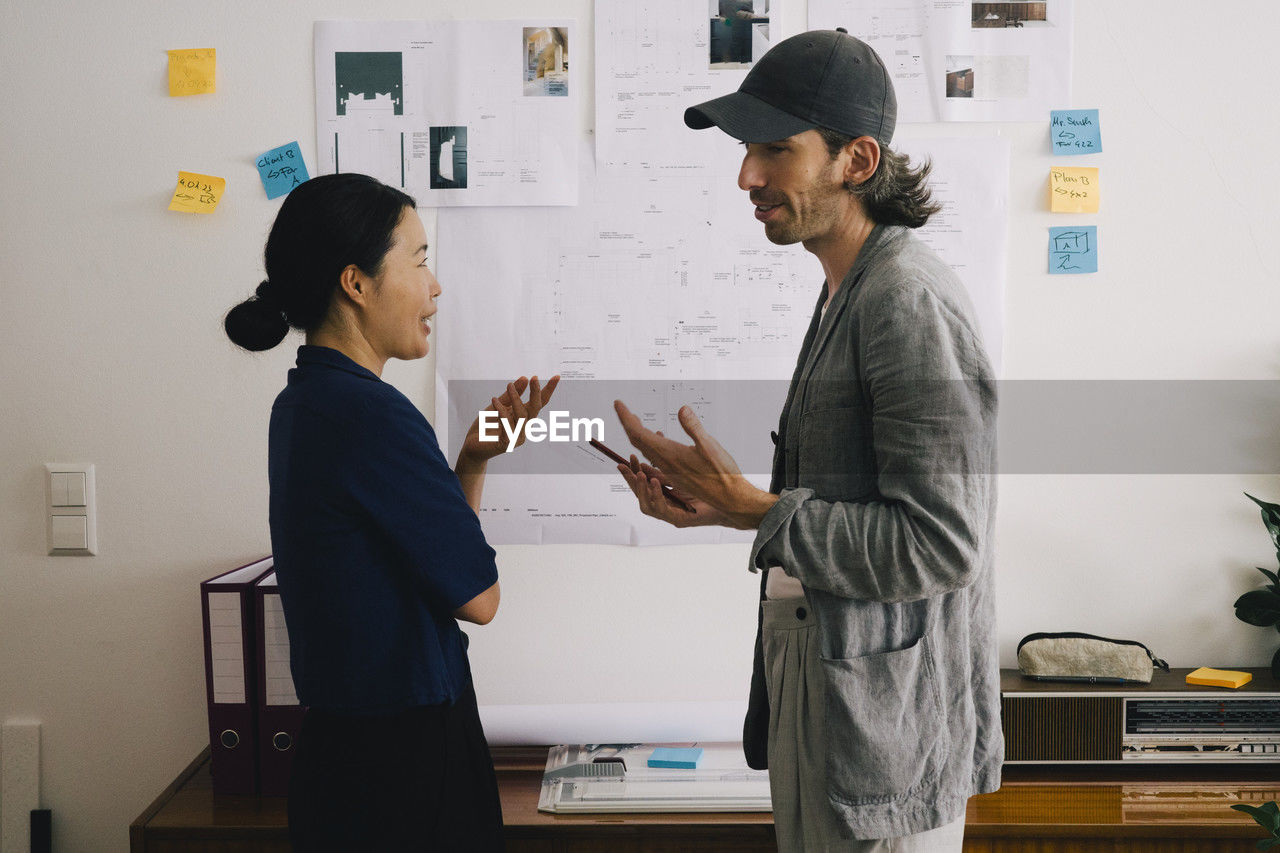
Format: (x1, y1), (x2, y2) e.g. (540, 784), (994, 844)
(684, 29), (897, 145)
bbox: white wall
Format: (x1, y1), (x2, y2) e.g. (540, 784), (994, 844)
(2, 1), (1279, 849)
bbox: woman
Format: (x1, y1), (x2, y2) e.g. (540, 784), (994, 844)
(224, 173), (556, 850)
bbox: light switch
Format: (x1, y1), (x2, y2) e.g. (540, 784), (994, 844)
(50, 473), (71, 506)
(65, 472), (87, 507)
(50, 515), (88, 550)
(46, 463), (96, 555)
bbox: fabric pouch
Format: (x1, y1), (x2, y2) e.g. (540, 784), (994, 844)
(1017, 631), (1170, 684)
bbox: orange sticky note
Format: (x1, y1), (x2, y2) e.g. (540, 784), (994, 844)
(168, 48), (216, 96)
(1049, 166), (1099, 213)
(1186, 667), (1252, 689)
(168, 172), (225, 213)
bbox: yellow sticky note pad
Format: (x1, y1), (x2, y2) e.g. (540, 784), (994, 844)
(168, 172), (225, 213)
(168, 48), (216, 96)
(1049, 166), (1099, 213)
(1186, 667), (1252, 689)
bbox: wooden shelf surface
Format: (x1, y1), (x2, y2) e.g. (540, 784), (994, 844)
(131, 747), (1280, 852)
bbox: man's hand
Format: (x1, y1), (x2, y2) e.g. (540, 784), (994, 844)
(613, 399), (778, 530)
(616, 454), (734, 528)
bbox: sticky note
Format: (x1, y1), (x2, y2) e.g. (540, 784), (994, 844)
(1048, 226), (1097, 274)
(168, 172), (226, 213)
(1049, 167), (1099, 213)
(1051, 109), (1102, 155)
(648, 747), (703, 769)
(1186, 667), (1253, 689)
(167, 49), (216, 96)
(256, 142), (310, 200)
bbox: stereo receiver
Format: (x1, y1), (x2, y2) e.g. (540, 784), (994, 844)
(1000, 667), (1280, 763)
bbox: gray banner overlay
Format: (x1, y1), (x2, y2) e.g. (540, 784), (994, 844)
(445, 380), (1280, 475)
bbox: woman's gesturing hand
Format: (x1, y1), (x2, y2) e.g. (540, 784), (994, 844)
(459, 374), (561, 463)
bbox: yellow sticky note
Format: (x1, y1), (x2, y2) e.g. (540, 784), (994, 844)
(168, 172), (225, 213)
(1186, 667), (1252, 689)
(168, 48), (216, 96)
(1049, 166), (1099, 213)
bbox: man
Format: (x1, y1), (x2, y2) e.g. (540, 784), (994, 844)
(613, 29), (1001, 851)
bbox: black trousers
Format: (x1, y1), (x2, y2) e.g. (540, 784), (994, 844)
(288, 682), (504, 851)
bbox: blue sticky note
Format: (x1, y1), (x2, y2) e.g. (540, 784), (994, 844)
(1049, 226), (1098, 274)
(1051, 109), (1101, 155)
(256, 141), (310, 200)
(648, 747), (703, 769)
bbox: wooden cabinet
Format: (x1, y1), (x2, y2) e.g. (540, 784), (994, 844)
(132, 747), (1279, 852)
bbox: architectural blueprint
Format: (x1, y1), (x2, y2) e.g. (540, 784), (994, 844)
(435, 136), (1008, 545)
(314, 20), (578, 206)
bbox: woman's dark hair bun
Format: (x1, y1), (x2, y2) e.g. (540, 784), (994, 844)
(224, 280), (290, 351)
(224, 174), (416, 353)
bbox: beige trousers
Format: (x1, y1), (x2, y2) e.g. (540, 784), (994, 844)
(762, 597), (966, 853)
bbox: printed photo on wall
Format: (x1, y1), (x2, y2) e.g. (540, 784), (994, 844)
(709, 0), (770, 69)
(335, 51), (403, 115)
(945, 57), (975, 98)
(430, 127), (468, 189)
(971, 1), (1052, 29)
(523, 27), (569, 96)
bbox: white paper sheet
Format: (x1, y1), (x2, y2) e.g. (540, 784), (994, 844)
(809, 0), (1073, 122)
(314, 20), (578, 206)
(481, 702), (747, 745)
(435, 137), (1007, 545)
(594, 0), (776, 174)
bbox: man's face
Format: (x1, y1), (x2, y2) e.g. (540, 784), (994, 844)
(737, 129), (849, 246)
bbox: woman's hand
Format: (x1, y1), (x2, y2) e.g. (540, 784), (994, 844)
(458, 374), (561, 464)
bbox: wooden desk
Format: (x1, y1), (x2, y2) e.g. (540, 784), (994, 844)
(131, 747), (1278, 852)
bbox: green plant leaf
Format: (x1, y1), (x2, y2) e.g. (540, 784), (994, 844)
(1258, 567), (1280, 592)
(1234, 589), (1280, 627)
(1246, 493), (1280, 557)
(1261, 801), (1280, 833)
(1236, 802), (1280, 841)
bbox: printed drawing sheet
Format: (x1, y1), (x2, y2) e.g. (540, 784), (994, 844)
(809, 0), (1072, 122)
(595, 0), (775, 174)
(435, 137), (1008, 545)
(314, 20), (577, 206)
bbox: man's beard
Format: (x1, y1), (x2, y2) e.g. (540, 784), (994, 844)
(755, 178), (847, 246)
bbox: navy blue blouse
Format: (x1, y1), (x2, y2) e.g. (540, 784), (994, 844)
(268, 345), (498, 713)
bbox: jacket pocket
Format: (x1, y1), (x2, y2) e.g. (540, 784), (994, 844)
(819, 635), (948, 805)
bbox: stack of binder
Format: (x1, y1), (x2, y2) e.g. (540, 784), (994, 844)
(199, 557), (304, 796)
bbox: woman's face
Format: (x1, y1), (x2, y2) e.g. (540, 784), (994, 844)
(363, 208), (441, 363)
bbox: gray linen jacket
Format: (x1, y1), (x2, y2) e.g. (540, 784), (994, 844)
(745, 224), (1003, 839)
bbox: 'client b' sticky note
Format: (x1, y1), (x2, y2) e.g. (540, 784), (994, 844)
(648, 747), (703, 769)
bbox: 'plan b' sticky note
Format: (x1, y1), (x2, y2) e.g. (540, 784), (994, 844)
(168, 48), (216, 96)
(1049, 167), (1099, 213)
(168, 172), (225, 213)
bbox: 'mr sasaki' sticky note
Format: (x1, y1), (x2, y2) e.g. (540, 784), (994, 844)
(648, 747), (703, 769)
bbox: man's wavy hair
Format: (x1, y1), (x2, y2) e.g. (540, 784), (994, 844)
(816, 128), (942, 229)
